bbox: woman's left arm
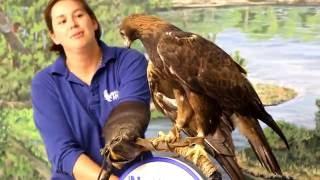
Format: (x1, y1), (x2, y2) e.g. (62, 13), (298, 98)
(102, 49), (151, 169)
(117, 49), (150, 105)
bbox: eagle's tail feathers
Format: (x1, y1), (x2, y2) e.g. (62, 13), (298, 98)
(233, 115), (283, 175)
(260, 112), (289, 149)
(214, 154), (245, 180)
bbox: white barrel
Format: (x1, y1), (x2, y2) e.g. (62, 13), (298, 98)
(120, 156), (204, 180)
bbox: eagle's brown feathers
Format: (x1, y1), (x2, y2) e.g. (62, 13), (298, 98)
(119, 14), (288, 179)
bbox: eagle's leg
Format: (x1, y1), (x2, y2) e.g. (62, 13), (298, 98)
(185, 113), (208, 164)
(153, 92), (180, 143)
(156, 88), (193, 143)
(184, 91), (211, 164)
(185, 132), (208, 164)
(157, 125), (179, 143)
(173, 88), (194, 137)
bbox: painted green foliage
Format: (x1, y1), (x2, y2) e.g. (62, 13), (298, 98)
(0, 108), (49, 179)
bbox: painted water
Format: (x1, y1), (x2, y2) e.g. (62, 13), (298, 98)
(145, 6), (320, 149)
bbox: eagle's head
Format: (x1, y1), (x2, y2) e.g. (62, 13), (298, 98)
(118, 15), (140, 48)
(119, 14), (165, 48)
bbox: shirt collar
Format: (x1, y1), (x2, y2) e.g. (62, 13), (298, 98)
(49, 41), (116, 75)
(99, 41), (116, 67)
(49, 55), (67, 76)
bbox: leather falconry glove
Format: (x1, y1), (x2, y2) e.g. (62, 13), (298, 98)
(102, 101), (150, 170)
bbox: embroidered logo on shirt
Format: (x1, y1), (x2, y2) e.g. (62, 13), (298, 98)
(103, 90), (119, 102)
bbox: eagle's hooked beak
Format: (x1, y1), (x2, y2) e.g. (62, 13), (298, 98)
(123, 36), (132, 48)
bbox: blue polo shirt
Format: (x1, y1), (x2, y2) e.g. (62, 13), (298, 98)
(31, 41), (150, 179)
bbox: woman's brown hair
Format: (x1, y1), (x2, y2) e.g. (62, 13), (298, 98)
(44, 0), (101, 55)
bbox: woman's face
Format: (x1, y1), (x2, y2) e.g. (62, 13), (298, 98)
(50, 0), (98, 52)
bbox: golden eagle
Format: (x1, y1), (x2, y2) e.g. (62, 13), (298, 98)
(119, 14), (289, 179)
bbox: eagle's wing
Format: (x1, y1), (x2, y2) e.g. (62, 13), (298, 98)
(147, 61), (177, 120)
(156, 31), (288, 149)
(157, 31), (250, 109)
(156, 31), (254, 113)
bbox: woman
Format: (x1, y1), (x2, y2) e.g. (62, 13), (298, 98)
(31, 0), (151, 179)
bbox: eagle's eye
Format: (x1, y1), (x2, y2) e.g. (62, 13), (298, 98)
(120, 30), (125, 37)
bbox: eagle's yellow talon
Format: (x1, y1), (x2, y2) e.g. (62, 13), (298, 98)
(186, 144), (208, 165)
